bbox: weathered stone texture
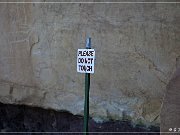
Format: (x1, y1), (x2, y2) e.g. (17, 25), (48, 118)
(0, 3), (179, 125)
(160, 68), (180, 133)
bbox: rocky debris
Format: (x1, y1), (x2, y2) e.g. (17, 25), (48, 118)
(0, 102), (159, 134)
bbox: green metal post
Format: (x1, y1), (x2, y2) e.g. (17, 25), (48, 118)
(83, 38), (91, 135)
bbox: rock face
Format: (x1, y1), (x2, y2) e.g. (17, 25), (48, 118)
(0, 2), (179, 125)
(160, 68), (180, 133)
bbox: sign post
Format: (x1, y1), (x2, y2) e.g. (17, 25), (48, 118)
(77, 37), (95, 135)
(84, 38), (91, 135)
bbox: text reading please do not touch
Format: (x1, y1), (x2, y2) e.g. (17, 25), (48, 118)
(77, 49), (95, 74)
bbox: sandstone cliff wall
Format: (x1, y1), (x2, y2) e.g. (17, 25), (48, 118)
(0, 2), (179, 125)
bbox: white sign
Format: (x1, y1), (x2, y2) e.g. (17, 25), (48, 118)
(77, 49), (95, 74)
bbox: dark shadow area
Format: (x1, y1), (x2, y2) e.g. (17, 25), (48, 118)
(0, 102), (159, 134)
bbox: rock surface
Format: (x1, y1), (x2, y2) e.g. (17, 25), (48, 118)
(0, 2), (179, 125)
(160, 68), (180, 134)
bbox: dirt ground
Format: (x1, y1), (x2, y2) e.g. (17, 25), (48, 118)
(0, 102), (159, 135)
